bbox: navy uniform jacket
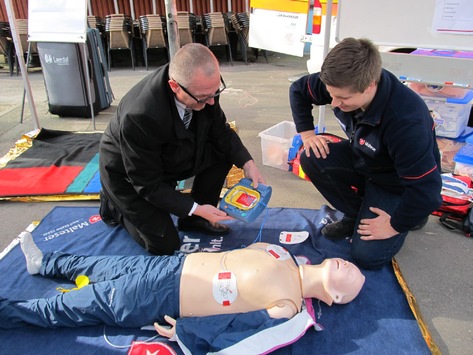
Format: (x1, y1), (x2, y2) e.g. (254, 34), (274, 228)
(289, 69), (442, 233)
(99, 64), (252, 233)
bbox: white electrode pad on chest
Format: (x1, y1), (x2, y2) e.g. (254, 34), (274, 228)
(266, 244), (291, 260)
(212, 271), (238, 306)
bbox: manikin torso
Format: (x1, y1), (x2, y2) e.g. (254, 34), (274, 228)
(179, 243), (303, 318)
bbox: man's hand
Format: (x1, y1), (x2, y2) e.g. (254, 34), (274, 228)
(300, 130), (333, 159)
(154, 315), (177, 340)
(194, 204), (234, 224)
(358, 207), (399, 240)
(243, 160), (266, 188)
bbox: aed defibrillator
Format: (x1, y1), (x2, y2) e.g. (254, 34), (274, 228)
(219, 178), (272, 223)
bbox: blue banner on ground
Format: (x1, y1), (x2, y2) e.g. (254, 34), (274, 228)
(0, 206), (430, 354)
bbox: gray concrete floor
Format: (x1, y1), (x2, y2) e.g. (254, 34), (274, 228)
(0, 49), (472, 354)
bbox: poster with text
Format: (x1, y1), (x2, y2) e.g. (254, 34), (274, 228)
(249, 6), (308, 57)
(28, 0), (87, 43)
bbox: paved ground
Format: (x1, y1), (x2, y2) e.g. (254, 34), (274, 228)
(0, 49), (472, 354)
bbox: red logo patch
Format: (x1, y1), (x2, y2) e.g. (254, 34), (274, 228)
(128, 341), (177, 355)
(359, 138), (365, 145)
(89, 215), (102, 224)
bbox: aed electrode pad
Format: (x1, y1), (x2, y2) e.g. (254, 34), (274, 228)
(212, 271), (238, 306)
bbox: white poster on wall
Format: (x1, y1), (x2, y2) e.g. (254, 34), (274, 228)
(249, 8), (307, 57)
(432, 0), (473, 34)
(28, 0), (87, 43)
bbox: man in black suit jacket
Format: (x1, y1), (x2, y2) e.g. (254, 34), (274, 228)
(99, 43), (265, 255)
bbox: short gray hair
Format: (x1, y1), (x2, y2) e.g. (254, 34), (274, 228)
(169, 43), (219, 86)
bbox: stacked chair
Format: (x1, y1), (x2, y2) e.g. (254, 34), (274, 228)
(202, 12), (233, 65)
(230, 12), (267, 64)
(105, 14), (135, 71)
(0, 21), (15, 76)
(139, 14), (168, 70)
(87, 16), (105, 33)
(175, 11), (197, 46)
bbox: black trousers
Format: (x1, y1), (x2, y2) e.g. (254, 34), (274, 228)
(300, 140), (408, 269)
(100, 159), (232, 255)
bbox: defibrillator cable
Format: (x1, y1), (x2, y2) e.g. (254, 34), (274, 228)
(250, 204), (269, 244)
(102, 324), (160, 349)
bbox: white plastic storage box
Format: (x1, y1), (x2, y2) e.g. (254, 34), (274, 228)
(413, 87), (473, 139)
(258, 121), (297, 171)
(454, 140), (473, 179)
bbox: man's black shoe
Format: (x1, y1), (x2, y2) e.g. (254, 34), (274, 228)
(410, 217), (429, 231)
(102, 216), (119, 227)
(99, 191), (119, 227)
(321, 219), (356, 240)
(178, 217), (230, 236)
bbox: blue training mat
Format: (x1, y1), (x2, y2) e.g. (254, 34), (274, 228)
(0, 206), (430, 354)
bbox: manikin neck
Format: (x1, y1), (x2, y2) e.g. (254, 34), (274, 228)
(299, 264), (333, 306)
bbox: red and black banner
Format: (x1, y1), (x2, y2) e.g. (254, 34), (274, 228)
(0, 129), (102, 198)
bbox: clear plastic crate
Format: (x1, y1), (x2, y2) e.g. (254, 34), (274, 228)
(258, 121), (297, 171)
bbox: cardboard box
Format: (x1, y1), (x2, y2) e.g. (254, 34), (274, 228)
(454, 140), (473, 179)
(437, 129), (473, 173)
(258, 121), (297, 171)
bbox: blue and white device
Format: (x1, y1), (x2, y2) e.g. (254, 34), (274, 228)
(219, 178), (272, 223)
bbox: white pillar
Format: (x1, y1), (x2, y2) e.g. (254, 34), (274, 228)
(87, 0), (93, 16)
(165, 0), (180, 58)
(129, 0), (135, 19)
(4, 0), (40, 130)
(317, 0), (334, 133)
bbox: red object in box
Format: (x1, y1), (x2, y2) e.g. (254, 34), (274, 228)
(290, 133), (345, 182)
(292, 149), (311, 181)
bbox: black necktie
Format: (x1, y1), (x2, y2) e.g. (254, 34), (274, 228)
(183, 108), (193, 129)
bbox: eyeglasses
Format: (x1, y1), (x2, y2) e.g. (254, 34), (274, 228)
(175, 76), (226, 104)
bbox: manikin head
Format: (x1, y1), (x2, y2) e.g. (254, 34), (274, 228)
(321, 258), (365, 305)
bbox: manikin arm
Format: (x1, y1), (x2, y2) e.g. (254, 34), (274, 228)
(154, 301), (297, 339)
(266, 301), (298, 319)
(154, 315), (177, 339)
(154, 310), (298, 354)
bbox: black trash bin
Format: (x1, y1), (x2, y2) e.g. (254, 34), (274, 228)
(37, 28), (113, 118)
